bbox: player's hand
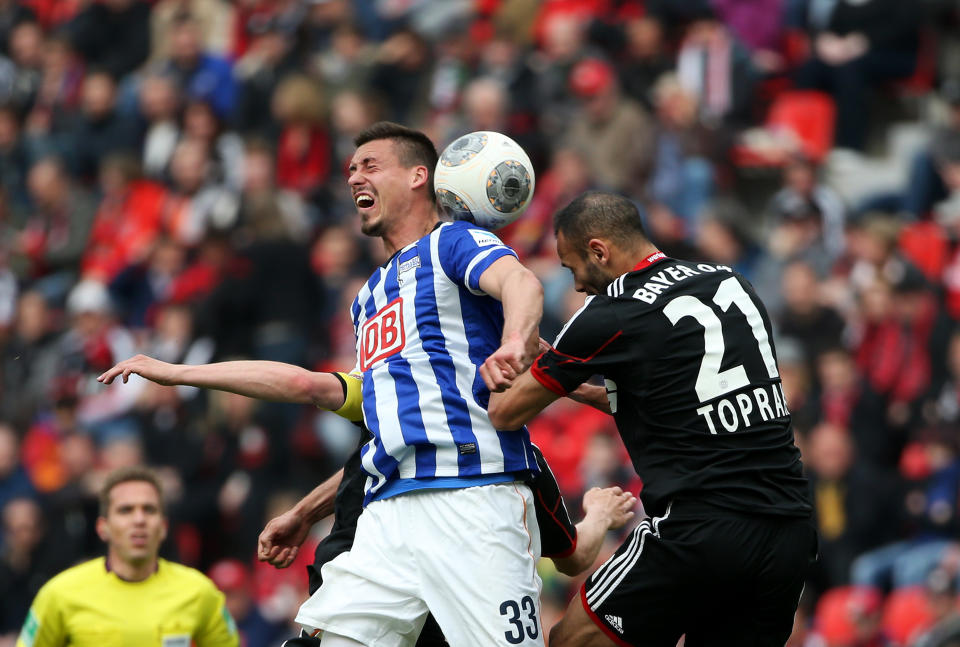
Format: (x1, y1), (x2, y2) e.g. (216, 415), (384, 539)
(97, 354), (179, 386)
(538, 337), (551, 355)
(582, 486), (637, 530)
(480, 332), (529, 392)
(258, 509), (312, 569)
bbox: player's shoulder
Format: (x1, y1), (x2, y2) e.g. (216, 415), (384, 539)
(158, 559), (222, 597)
(38, 558), (106, 597)
(438, 220), (507, 248)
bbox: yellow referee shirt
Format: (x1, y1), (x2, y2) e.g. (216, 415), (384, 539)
(16, 557), (239, 647)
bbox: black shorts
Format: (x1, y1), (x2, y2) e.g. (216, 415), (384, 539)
(581, 499), (817, 647)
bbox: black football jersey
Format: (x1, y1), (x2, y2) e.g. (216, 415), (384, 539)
(532, 253), (811, 518)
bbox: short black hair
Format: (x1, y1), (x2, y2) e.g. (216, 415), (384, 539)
(99, 466), (164, 517)
(354, 121), (439, 196)
(553, 191), (649, 251)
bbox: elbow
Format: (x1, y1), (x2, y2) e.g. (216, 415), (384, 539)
(289, 371), (321, 405)
(487, 397), (521, 430)
(553, 554), (588, 577)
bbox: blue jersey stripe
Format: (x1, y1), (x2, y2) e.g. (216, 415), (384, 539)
(382, 257), (436, 478)
(413, 237), (480, 473)
(360, 292), (401, 486)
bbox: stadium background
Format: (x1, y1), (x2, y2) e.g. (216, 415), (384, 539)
(1, 0), (959, 644)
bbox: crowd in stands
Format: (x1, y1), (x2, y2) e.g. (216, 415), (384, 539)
(1, 0), (960, 645)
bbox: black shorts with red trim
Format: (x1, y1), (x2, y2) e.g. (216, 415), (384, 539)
(581, 499), (817, 647)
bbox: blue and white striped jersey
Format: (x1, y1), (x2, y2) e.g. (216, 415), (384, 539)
(351, 220), (539, 505)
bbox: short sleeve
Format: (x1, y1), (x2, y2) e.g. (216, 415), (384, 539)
(437, 223), (517, 295)
(17, 585), (64, 647)
(529, 446), (578, 559)
(194, 581), (239, 647)
(531, 296), (626, 396)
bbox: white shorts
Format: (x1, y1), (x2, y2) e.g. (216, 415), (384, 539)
(296, 482), (544, 647)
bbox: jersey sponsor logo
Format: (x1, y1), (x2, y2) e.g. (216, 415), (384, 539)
(360, 297), (406, 371)
(19, 610), (38, 647)
(161, 635), (190, 647)
(604, 614), (624, 633)
(469, 229), (503, 247)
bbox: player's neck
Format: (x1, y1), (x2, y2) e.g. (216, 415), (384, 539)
(611, 242), (661, 275)
(382, 208), (440, 256)
(107, 552), (159, 582)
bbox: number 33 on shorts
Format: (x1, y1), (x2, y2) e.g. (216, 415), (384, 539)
(500, 596), (539, 645)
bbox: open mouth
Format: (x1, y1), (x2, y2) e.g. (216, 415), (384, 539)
(355, 194), (374, 209)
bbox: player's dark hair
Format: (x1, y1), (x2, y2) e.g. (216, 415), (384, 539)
(99, 466), (165, 517)
(354, 121), (439, 196)
(553, 191), (649, 252)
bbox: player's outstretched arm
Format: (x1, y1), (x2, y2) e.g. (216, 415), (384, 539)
(98, 355), (347, 409)
(259, 469), (345, 569)
(477, 256), (544, 392)
(487, 370), (559, 429)
(553, 486), (637, 576)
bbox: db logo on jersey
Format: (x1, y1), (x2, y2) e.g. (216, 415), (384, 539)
(360, 297), (406, 371)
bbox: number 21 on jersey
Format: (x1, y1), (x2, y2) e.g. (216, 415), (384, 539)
(663, 277), (779, 403)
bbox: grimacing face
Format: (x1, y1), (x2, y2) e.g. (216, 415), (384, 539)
(98, 480), (167, 567)
(348, 139), (417, 237)
(556, 230), (612, 295)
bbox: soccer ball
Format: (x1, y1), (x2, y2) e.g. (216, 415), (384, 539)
(434, 131), (535, 231)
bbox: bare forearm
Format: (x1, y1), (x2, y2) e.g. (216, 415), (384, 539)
(292, 468), (344, 524)
(177, 361), (343, 407)
(499, 267), (543, 349)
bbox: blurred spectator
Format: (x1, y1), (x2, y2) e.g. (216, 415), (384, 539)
(2, 21), (43, 114)
(676, 9), (758, 126)
(159, 13), (236, 120)
(0, 424), (33, 514)
(777, 262), (847, 369)
(235, 140), (311, 245)
(695, 203), (762, 279)
(310, 23), (376, 98)
(564, 57), (654, 198)
(57, 279), (144, 435)
(233, 15), (301, 137)
(0, 105), (27, 209)
(367, 29), (432, 125)
(617, 16), (672, 110)
(768, 154), (847, 258)
(208, 558), (287, 647)
(66, 0), (150, 80)
(795, 0), (920, 151)
(109, 237), (187, 329)
(805, 422), (897, 592)
(149, 0), (235, 64)
(0, 0), (35, 57)
(82, 154), (167, 282)
(164, 137), (239, 246)
(10, 157), (95, 288)
(29, 33), (85, 133)
(270, 75), (331, 201)
(139, 71), (182, 181)
(182, 98), (245, 192)
(648, 74), (720, 237)
(0, 291), (59, 427)
(0, 497), (75, 639)
(710, 0), (787, 70)
(65, 70), (141, 182)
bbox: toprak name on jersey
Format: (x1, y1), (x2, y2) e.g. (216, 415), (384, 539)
(619, 261), (791, 435)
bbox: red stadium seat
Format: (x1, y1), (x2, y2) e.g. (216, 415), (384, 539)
(732, 91), (836, 167)
(814, 585), (883, 646)
(882, 586), (936, 647)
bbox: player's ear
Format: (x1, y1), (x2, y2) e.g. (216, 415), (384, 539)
(410, 165), (429, 190)
(96, 516), (110, 543)
(587, 238), (610, 264)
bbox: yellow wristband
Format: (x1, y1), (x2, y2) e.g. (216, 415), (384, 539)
(331, 372), (364, 423)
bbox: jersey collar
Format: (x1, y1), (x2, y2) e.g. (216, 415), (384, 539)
(632, 251), (667, 272)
